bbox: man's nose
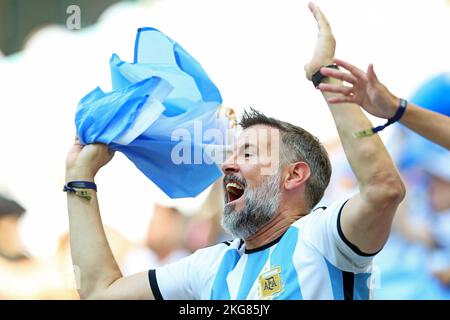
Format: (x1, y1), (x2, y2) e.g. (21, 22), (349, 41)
(221, 154), (239, 174)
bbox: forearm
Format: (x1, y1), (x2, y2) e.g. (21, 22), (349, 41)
(321, 78), (403, 195)
(66, 175), (122, 298)
(400, 103), (450, 150)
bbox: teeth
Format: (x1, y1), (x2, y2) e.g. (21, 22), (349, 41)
(226, 182), (243, 190)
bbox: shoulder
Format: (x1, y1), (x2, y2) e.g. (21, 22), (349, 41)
(297, 197), (349, 221)
(190, 239), (242, 262)
(291, 204), (329, 230)
(292, 197), (351, 240)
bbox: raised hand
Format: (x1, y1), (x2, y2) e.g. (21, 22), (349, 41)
(319, 58), (400, 119)
(304, 2), (336, 80)
(65, 135), (115, 181)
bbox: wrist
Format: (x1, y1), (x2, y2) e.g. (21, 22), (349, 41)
(388, 94), (401, 118)
(305, 60), (334, 80)
(311, 63), (339, 88)
(65, 168), (96, 183)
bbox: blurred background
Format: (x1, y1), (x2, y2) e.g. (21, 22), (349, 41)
(0, 0), (449, 299)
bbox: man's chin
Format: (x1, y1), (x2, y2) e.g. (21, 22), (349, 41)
(223, 205), (237, 217)
(221, 221), (254, 240)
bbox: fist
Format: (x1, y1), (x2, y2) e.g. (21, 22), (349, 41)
(65, 136), (115, 181)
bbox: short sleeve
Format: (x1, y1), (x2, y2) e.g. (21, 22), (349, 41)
(299, 197), (376, 273)
(148, 254), (198, 300)
(148, 244), (228, 300)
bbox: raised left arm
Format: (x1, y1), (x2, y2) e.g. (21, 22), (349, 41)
(305, 2), (405, 254)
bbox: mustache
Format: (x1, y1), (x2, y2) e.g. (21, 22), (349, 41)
(223, 174), (247, 188)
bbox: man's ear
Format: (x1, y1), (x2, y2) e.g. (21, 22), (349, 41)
(283, 162), (311, 191)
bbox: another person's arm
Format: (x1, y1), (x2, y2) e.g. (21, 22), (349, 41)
(66, 137), (154, 299)
(305, 3), (405, 255)
(318, 58), (450, 150)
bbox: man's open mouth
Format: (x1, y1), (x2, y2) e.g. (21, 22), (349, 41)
(224, 176), (246, 204)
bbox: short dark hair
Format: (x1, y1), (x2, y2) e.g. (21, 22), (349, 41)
(0, 194), (26, 218)
(239, 108), (332, 210)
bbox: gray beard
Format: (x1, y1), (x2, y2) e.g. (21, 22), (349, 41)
(221, 172), (282, 240)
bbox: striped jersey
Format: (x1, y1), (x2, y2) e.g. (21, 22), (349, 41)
(148, 198), (376, 300)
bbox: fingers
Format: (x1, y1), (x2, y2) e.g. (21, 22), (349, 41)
(320, 67), (357, 84)
(309, 2), (331, 33)
(74, 134), (82, 146)
(318, 82), (355, 104)
(95, 142), (116, 157)
(91, 143), (115, 160)
(333, 58), (365, 78)
(318, 83), (353, 95)
(326, 95), (356, 104)
(108, 146), (116, 156)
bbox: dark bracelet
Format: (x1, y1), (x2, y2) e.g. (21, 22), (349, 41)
(63, 181), (97, 201)
(311, 64), (339, 88)
(354, 99), (408, 138)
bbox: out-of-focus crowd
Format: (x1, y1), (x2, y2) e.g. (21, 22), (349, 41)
(321, 73), (450, 299)
(1, 74), (449, 300)
(0, 180), (228, 299)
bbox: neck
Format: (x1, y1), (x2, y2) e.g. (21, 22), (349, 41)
(244, 206), (307, 250)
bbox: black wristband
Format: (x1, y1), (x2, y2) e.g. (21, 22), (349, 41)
(311, 64), (339, 88)
(63, 181), (97, 193)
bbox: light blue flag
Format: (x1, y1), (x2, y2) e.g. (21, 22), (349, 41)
(76, 28), (233, 198)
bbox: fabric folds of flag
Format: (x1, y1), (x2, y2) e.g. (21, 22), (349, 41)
(75, 27), (235, 198)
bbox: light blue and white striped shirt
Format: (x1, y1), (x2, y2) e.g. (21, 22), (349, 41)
(149, 198), (375, 300)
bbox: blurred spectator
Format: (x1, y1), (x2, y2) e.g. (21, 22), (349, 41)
(0, 194), (28, 263)
(395, 73), (450, 170)
(383, 73), (450, 297)
(319, 71), (450, 299)
(122, 181), (228, 275)
(422, 152), (450, 286)
(56, 225), (134, 298)
(0, 194), (75, 299)
(183, 180), (230, 252)
(122, 203), (190, 275)
(0, 192), (134, 299)
(373, 151), (450, 299)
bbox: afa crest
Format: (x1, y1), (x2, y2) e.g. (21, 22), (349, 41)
(258, 266), (284, 299)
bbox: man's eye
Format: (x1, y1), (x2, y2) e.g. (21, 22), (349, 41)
(244, 153), (252, 158)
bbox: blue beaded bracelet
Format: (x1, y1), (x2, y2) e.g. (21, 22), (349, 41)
(354, 99), (408, 138)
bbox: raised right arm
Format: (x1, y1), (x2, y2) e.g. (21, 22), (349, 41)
(66, 137), (154, 299)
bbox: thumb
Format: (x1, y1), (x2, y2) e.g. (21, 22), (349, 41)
(367, 63), (379, 83)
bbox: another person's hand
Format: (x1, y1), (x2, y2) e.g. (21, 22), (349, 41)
(65, 136), (114, 181)
(319, 58), (400, 118)
(304, 2), (336, 80)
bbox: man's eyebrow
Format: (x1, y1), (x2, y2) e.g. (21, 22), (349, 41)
(238, 143), (258, 152)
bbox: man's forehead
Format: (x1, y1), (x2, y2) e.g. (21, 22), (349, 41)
(236, 125), (278, 147)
